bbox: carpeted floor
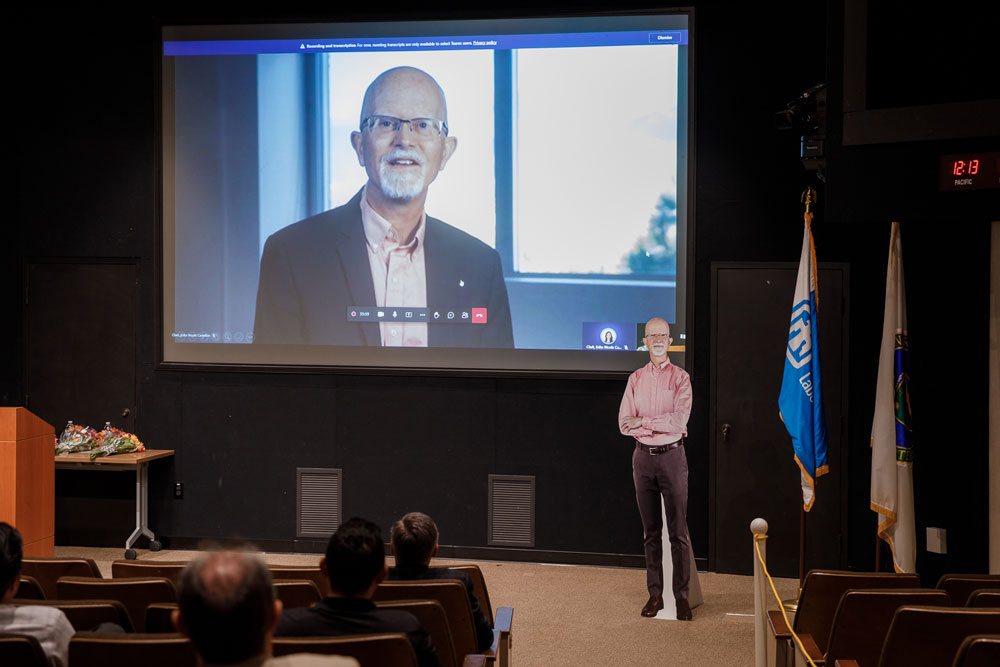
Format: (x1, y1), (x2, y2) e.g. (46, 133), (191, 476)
(56, 546), (799, 667)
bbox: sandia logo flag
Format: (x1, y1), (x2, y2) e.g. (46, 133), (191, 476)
(778, 213), (829, 512)
(870, 222), (916, 573)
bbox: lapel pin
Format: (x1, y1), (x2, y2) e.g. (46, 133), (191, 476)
(459, 280), (465, 287)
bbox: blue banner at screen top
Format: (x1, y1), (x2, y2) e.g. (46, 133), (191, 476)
(164, 30), (689, 56)
(582, 322), (635, 351)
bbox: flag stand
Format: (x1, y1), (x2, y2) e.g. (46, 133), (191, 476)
(799, 503), (806, 586)
(875, 533), (881, 572)
(781, 499), (807, 614)
(781, 188), (818, 615)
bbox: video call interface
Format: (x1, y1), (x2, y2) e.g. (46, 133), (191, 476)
(162, 13), (691, 372)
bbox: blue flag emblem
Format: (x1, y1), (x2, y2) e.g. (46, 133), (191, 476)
(786, 301), (813, 369)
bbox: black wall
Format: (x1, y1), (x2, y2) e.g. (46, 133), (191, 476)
(8, 2), (997, 582)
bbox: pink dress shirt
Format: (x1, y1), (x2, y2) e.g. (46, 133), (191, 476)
(360, 190), (428, 347)
(619, 358), (693, 446)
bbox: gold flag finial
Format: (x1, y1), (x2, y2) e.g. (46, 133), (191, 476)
(801, 187), (817, 215)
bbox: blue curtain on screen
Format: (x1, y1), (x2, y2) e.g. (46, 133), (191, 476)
(173, 54), (328, 342)
(258, 53), (330, 254)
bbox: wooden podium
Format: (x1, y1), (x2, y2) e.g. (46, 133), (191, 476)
(0, 407), (55, 556)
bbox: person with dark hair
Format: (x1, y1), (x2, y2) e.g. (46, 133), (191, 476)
(275, 518), (440, 667)
(0, 522), (75, 667)
(387, 512), (493, 651)
(174, 550), (357, 667)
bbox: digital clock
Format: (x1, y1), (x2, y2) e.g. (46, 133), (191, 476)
(939, 152), (1000, 191)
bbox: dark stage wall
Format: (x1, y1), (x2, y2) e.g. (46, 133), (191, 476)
(7, 2), (997, 583)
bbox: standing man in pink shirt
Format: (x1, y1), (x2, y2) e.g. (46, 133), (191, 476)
(619, 317), (694, 621)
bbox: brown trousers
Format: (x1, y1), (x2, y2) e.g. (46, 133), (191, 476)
(632, 442), (690, 600)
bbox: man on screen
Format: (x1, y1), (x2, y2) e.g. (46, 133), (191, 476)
(619, 317), (694, 621)
(253, 66), (513, 348)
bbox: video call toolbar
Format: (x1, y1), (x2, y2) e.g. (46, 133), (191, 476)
(347, 307), (488, 324)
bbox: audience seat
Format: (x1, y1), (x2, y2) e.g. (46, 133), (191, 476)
(967, 590), (1000, 607)
(21, 557), (102, 599)
(144, 579), (324, 634)
(57, 576), (176, 633)
(794, 588), (948, 667)
(0, 632), (48, 667)
(145, 602), (178, 633)
(871, 606), (1000, 667)
(111, 559), (187, 582)
(268, 565), (330, 597)
(951, 634), (1000, 667)
(377, 599), (458, 667)
(374, 580), (478, 658)
(936, 574), (1000, 607)
(448, 563), (513, 666)
(11, 598), (134, 632)
(273, 632), (418, 666)
(274, 579), (322, 609)
(16, 575), (45, 600)
(767, 570), (919, 667)
(69, 632), (197, 667)
(448, 565), (494, 621)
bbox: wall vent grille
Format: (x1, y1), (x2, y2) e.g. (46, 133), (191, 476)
(488, 474), (535, 547)
(297, 468), (342, 539)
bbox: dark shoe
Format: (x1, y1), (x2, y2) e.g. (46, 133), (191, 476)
(676, 597), (693, 621)
(641, 595), (664, 617)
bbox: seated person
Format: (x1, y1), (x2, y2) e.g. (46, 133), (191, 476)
(0, 522), (74, 667)
(275, 518), (440, 667)
(388, 512), (494, 651)
(174, 549), (357, 666)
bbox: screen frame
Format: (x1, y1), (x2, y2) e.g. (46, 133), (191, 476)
(155, 7), (697, 379)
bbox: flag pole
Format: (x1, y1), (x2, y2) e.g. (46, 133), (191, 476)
(875, 532), (881, 572)
(799, 503), (806, 585)
(782, 187), (818, 614)
(798, 187), (814, 589)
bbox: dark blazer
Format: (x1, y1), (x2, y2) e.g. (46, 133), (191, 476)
(253, 189), (514, 347)
(387, 565), (494, 652)
(274, 597), (441, 667)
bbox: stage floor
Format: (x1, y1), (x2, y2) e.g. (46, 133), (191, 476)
(56, 545), (799, 667)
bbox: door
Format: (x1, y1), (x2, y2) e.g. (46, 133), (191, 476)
(24, 260), (138, 433)
(711, 262), (848, 576)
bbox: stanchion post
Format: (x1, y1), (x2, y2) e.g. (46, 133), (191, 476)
(752, 517), (769, 667)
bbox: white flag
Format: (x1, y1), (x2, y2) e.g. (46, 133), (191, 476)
(870, 222), (916, 573)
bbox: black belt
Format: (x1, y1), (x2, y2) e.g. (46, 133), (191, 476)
(636, 438), (684, 455)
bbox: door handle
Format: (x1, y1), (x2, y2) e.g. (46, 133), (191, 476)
(121, 408), (131, 418)
(722, 423), (732, 441)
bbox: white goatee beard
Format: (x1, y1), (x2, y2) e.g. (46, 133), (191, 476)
(378, 149), (427, 201)
(651, 344), (667, 356)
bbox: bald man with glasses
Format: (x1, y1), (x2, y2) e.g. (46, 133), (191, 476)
(619, 317), (694, 621)
(254, 66), (514, 349)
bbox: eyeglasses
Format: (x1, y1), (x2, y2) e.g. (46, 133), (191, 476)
(360, 115), (449, 138)
(645, 333), (671, 340)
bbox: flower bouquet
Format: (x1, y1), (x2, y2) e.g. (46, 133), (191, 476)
(89, 426), (146, 460)
(55, 422), (98, 455)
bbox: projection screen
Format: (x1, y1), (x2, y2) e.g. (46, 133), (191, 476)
(160, 11), (692, 373)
